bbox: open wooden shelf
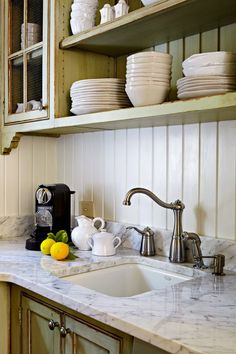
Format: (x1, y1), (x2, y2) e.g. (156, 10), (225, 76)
(22, 93), (236, 135)
(60, 0), (236, 56)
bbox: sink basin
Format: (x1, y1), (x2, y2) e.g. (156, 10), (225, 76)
(61, 263), (191, 297)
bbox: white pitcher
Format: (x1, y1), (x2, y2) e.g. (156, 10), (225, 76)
(71, 215), (105, 251)
(88, 230), (121, 256)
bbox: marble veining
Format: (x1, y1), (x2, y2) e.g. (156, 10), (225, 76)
(0, 239), (236, 354)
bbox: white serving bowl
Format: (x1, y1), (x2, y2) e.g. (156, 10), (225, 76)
(126, 68), (171, 77)
(140, 0), (161, 5)
(127, 61), (171, 70)
(127, 51), (172, 64)
(72, 2), (98, 10)
(71, 11), (96, 20)
(126, 77), (170, 85)
(182, 51), (236, 68)
(183, 63), (236, 76)
(125, 84), (169, 106)
(70, 18), (95, 34)
(126, 72), (171, 79)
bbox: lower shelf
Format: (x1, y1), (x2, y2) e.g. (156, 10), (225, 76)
(34, 92), (236, 135)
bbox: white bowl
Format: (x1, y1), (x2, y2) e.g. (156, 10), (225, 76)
(126, 78), (170, 85)
(141, 0), (161, 5)
(73, 0), (98, 3)
(127, 64), (171, 72)
(127, 51), (172, 64)
(126, 68), (172, 77)
(70, 18), (95, 34)
(71, 12), (96, 20)
(183, 63), (236, 76)
(126, 72), (171, 79)
(72, 3), (98, 10)
(125, 84), (169, 106)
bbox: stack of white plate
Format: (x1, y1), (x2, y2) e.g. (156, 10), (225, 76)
(70, 0), (98, 35)
(21, 23), (41, 49)
(178, 51), (236, 99)
(125, 51), (172, 107)
(70, 78), (131, 115)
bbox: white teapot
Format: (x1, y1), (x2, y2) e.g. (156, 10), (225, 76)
(71, 215), (105, 251)
(88, 229), (121, 256)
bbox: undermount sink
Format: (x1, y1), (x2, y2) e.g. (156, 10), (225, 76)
(61, 263), (191, 297)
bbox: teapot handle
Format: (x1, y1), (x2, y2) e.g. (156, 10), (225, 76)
(92, 217), (105, 230)
(87, 237), (94, 249)
(113, 236), (121, 249)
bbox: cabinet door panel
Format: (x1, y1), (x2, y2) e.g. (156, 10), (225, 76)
(65, 316), (120, 354)
(22, 295), (61, 354)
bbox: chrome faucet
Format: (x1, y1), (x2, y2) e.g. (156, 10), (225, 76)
(123, 187), (203, 264)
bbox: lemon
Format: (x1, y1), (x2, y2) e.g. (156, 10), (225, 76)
(40, 239), (56, 255)
(50, 242), (70, 261)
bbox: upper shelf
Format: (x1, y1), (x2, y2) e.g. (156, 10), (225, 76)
(60, 0), (236, 56)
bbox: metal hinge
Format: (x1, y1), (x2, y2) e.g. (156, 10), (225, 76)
(18, 306), (22, 325)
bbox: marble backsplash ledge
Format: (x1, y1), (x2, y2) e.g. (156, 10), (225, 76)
(106, 221), (236, 272)
(1, 216), (236, 272)
(0, 216), (34, 239)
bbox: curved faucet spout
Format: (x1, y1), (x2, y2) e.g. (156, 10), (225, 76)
(123, 187), (186, 263)
(123, 187), (185, 211)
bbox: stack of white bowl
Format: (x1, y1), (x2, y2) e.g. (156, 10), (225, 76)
(70, 78), (131, 115)
(177, 51), (236, 99)
(21, 23), (41, 49)
(70, 0), (98, 35)
(125, 51), (172, 107)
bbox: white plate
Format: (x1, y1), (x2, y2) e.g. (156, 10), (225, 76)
(71, 88), (126, 94)
(71, 98), (131, 104)
(177, 75), (236, 85)
(177, 88), (234, 99)
(70, 105), (127, 115)
(71, 78), (125, 88)
(177, 83), (236, 91)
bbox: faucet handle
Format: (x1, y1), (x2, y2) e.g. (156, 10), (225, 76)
(126, 226), (154, 236)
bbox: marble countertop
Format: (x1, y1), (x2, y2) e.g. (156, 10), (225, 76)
(0, 239), (236, 354)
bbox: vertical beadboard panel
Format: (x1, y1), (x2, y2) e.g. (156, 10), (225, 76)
(182, 124), (200, 231)
(63, 135), (75, 190)
(139, 127), (153, 226)
(45, 137), (58, 184)
(114, 130), (127, 223)
(169, 38), (183, 100)
(18, 136), (33, 215)
(167, 126), (183, 230)
(219, 23), (236, 51)
(5, 147), (19, 216)
(201, 29), (218, 52)
(104, 130), (115, 221)
(217, 121), (236, 240)
(74, 134), (84, 216)
(184, 34), (200, 59)
(56, 136), (66, 183)
(199, 123), (217, 237)
(0, 154), (5, 215)
(82, 133), (94, 201)
(92, 131), (104, 217)
(152, 126), (167, 229)
(125, 128), (140, 224)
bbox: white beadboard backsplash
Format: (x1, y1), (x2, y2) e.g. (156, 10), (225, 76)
(1, 23), (236, 241)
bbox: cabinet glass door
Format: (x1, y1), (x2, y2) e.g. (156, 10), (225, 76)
(6, 0), (48, 123)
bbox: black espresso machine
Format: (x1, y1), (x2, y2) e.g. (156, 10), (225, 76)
(26, 184), (75, 250)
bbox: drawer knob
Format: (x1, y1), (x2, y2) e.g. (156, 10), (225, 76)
(48, 319), (59, 330)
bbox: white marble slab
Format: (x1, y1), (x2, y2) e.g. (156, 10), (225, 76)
(0, 239), (236, 354)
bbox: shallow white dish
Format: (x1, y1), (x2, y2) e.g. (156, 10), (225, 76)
(183, 51), (236, 68)
(183, 63), (236, 76)
(127, 77), (170, 84)
(178, 88), (233, 99)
